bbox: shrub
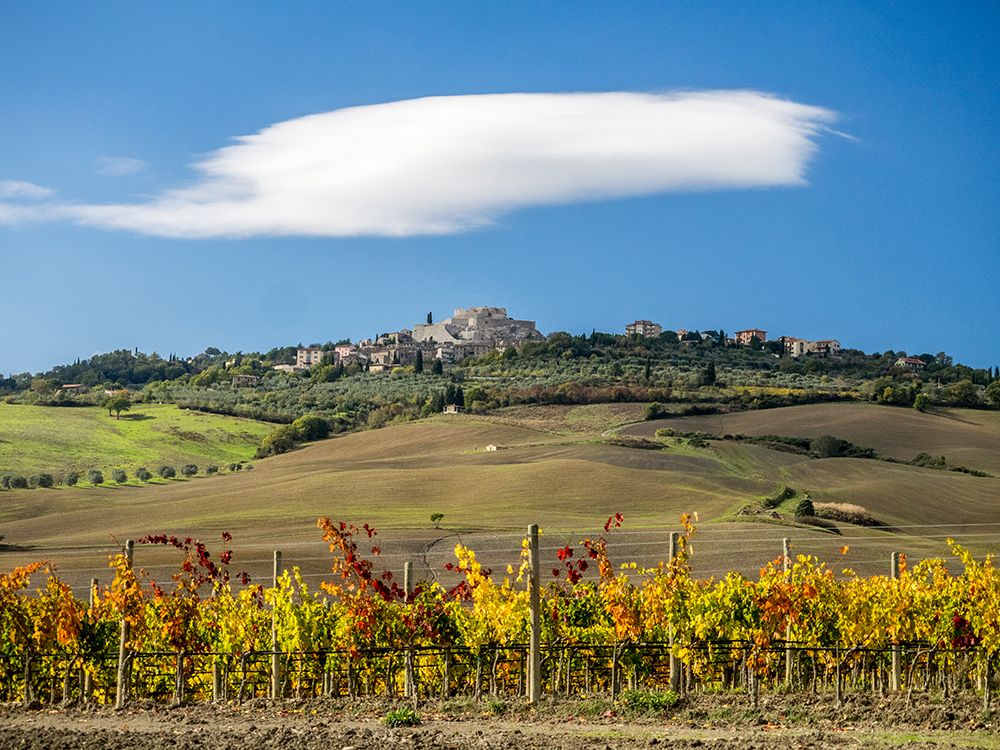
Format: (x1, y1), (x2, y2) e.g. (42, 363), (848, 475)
(810, 434), (843, 458)
(157, 465), (176, 479)
(9, 475), (28, 489)
(384, 706), (421, 727)
(291, 414), (330, 441)
(87, 470), (104, 485)
(762, 486), (795, 509)
(644, 402), (670, 420)
(64, 471), (79, 486)
(205, 464), (219, 475)
(181, 464), (198, 477)
(26, 473), (53, 489)
(911, 452), (948, 469)
(134, 467), (152, 482)
(793, 497), (815, 517)
(244, 464), (253, 471)
(0, 475), (10, 490)
(256, 424), (300, 458)
(485, 698), (508, 716)
(618, 689), (681, 713)
(228, 463), (242, 472)
(112, 469), (128, 484)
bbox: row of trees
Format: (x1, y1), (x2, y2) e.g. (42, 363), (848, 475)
(0, 464), (248, 491)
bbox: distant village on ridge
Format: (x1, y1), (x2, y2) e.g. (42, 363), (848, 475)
(271, 306), (897, 380)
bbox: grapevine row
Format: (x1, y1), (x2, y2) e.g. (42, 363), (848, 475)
(0, 515), (996, 706)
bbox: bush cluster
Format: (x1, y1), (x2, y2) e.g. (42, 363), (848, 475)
(255, 414), (332, 458)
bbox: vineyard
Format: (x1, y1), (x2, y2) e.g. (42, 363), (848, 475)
(1, 515), (997, 712)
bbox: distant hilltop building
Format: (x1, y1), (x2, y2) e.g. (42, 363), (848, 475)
(734, 328), (768, 346)
(625, 320), (662, 338)
(412, 307), (543, 347)
(895, 356), (927, 371)
(779, 336), (842, 358)
(296, 346), (325, 368)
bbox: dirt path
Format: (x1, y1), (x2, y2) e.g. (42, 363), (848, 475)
(1, 694), (997, 750)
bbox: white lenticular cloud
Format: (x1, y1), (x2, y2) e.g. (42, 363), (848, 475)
(0, 91), (836, 238)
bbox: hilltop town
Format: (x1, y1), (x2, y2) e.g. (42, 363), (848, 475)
(276, 308), (942, 390)
(286, 306), (544, 375)
(283, 309), (852, 377)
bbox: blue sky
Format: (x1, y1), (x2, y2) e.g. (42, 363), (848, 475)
(1, 1), (997, 373)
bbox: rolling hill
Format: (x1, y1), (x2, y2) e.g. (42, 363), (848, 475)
(621, 402), (1000, 474)
(1, 403), (998, 597)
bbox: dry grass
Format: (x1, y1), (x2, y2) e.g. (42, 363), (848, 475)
(812, 501), (878, 526)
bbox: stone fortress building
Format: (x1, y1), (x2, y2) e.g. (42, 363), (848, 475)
(411, 307), (544, 347)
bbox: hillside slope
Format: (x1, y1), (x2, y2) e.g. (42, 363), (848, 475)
(1, 405), (997, 593)
(621, 403), (1000, 474)
(0, 403), (273, 476)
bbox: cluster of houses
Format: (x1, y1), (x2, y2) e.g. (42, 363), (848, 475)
(625, 320), (842, 359)
(271, 307), (931, 385)
(285, 307), (544, 375)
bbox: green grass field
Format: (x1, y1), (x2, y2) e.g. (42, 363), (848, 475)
(2, 402), (998, 595)
(0, 403), (273, 479)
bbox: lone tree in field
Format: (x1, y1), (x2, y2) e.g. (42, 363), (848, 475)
(104, 394), (131, 420)
(430, 512), (444, 529)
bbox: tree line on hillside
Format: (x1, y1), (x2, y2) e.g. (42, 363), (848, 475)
(3, 333), (998, 433)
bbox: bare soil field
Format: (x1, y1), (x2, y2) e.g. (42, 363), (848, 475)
(1, 694), (997, 749)
(622, 403), (1000, 475)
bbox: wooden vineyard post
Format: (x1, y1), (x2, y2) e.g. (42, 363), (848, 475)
(668, 531), (681, 693)
(83, 578), (98, 703)
(114, 540), (134, 709)
(212, 661), (222, 703)
(404, 560), (415, 701)
(271, 550), (282, 700)
(783, 538), (793, 688)
(890, 552), (901, 692)
(984, 653), (992, 715)
(528, 524), (541, 706)
(173, 650), (185, 705)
